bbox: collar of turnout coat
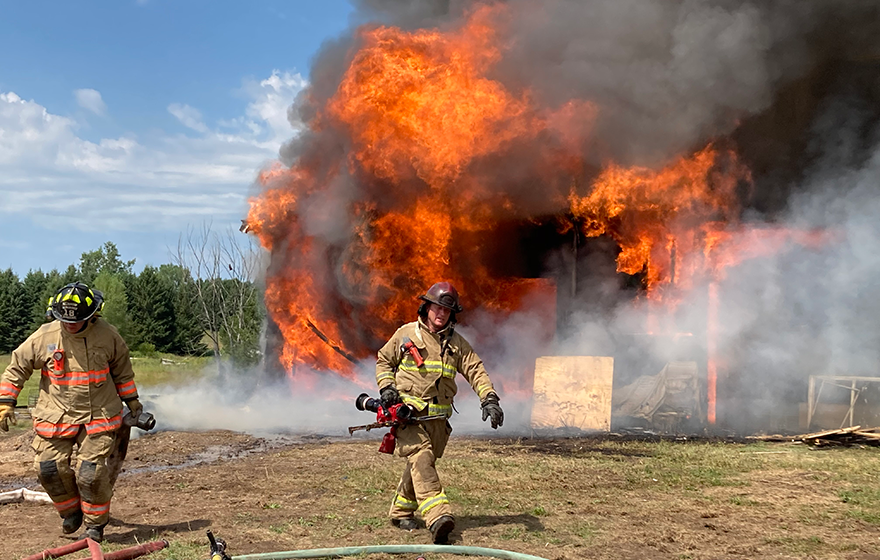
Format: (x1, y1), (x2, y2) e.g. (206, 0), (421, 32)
(416, 316), (455, 341)
(59, 317), (99, 339)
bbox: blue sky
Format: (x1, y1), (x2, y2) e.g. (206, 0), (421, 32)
(0, 0), (353, 275)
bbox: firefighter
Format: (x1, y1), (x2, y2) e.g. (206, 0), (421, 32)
(376, 281), (504, 544)
(0, 282), (141, 543)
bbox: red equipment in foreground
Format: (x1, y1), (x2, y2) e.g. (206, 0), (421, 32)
(349, 393), (414, 454)
(400, 336), (424, 367)
(20, 538), (168, 560)
(348, 393), (446, 454)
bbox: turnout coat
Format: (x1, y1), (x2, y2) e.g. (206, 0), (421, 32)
(376, 318), (495, 417)
(0, 318), (138, 438)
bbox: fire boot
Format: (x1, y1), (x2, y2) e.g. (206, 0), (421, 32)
(391, 517), (418, 531)
(79, 524), (105, 543)
(62, 510), (83, 534)
(429, 515), (455, 544)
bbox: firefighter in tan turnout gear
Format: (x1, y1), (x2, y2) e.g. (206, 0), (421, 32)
(0, 282), (141, 543)
(376, 282), (504, 544)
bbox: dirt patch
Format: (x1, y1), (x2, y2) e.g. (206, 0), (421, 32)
(0, 429), (43, 494)
(1, 431), (879, 560)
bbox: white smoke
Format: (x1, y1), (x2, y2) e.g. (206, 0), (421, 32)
(145, 355), (529, 437)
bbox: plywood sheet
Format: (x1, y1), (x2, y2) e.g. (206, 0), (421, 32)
(531, 356), (614, 432)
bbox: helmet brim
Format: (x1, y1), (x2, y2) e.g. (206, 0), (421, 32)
(51, 308), (98, 324)
(418, 295), (463, 313)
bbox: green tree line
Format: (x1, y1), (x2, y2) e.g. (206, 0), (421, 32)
(0, 242), (263, 366)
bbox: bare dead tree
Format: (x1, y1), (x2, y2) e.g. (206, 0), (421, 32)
(172, 222), (264, 373)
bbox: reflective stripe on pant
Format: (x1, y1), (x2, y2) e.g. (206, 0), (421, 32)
(32, 427), (117, 527)
(388, 419), (453, 527)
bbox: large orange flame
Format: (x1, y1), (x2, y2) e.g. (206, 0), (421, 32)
(569, 144), (749, 302)
(328, 4), (536, 188)
(247, 4), (753, 378)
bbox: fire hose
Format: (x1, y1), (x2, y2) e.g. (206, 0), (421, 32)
(20, 539), (168, 560)
(230, 545), (549, 560)
(204, 529), (548, 560)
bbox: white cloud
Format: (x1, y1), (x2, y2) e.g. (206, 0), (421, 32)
(244, 70), (308, 141)
(74, 88), (107, 116)
(168, 102), (209, 133)
(216, 71), (308, 146)
(0, 70), (308, 234)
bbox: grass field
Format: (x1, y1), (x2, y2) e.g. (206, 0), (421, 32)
(5, 435), (875, 560)
(4, 353), (880, 558)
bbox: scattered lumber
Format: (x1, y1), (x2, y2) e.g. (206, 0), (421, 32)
(747, 426), (880, 447)
(747, 434), (797, 442)
(800, 425), (880, 447)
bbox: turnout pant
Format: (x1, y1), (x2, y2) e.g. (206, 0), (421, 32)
(389, 419), (453, 527)
(32, 427), (117, 527)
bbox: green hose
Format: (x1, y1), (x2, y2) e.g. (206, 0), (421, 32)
(232, 544), (549, 560)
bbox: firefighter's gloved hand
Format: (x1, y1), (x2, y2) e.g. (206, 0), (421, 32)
(0, 403), (16, 432)
(380, 386), (400, 410)
(481, 393), (504, 429)
(125, 398), (143, 419)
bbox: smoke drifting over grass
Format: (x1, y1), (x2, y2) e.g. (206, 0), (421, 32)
(147, 357), (532, 436)
(146, 366), (368, 436)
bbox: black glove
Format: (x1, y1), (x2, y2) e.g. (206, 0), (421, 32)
(125, 398), (143, 419)
(481, 393), (504, 429)
(380, 386), (400, 409)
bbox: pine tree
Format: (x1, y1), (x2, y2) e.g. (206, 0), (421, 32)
(0, 269), (29, 352)
(127, 266), (176, 353)
(93, 271), (135, 344)
(157, 264), (207, 355)
(60, 265), (79, 285)
(21, 269), (50, 333)
(218, 278), (263, 366)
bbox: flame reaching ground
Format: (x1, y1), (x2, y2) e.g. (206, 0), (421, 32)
(247, 4), (754, 378)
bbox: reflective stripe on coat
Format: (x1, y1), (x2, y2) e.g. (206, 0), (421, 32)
(0, 318), (138, 431)
(376, 318), (495, 413)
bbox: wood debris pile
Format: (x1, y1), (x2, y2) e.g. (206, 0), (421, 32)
(749, 426), (880, 447)
(799, 425), (880, 447)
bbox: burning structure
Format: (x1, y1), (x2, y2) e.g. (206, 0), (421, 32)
(243, 1), (880, 435)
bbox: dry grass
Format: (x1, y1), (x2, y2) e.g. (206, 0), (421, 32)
(76, 436), (880, 560)
(3, 353), (880, 559)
